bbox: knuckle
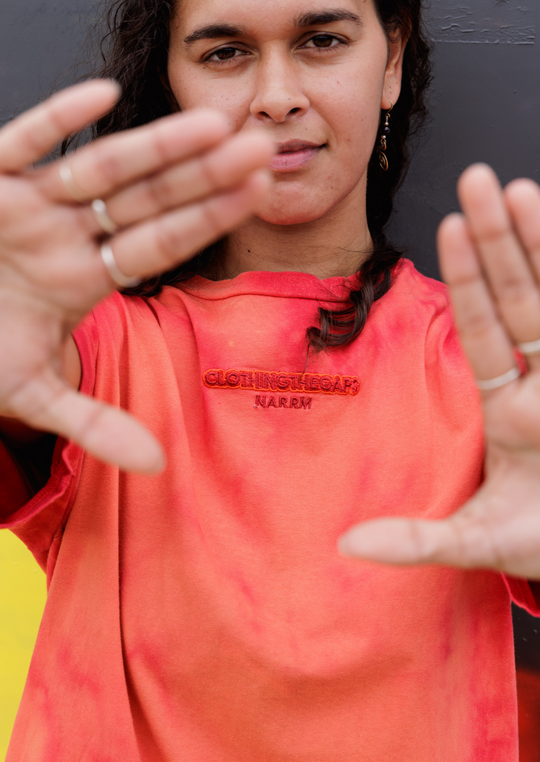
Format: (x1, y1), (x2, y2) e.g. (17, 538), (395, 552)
(451, 272), (479, 290)
(201, 199), (227, 237)
(72, 400), (104, 444)
(408, 522), (426, 560)
(92, 148), (123, 185)
(19, 125), (49, 157)
(478, 223), (509, 245)
(155, 221), (186, 262)
(47, 103), (71, 136)
(199, 155), (222, 189)
(460, 310), (496, 339)
(152, 126), (176, 164)
(496, 277), (533, 305)
(146, 174), (176, 208)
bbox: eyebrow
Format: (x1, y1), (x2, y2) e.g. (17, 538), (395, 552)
(184, 24), (246, 46)
(295, 9), (362, 28)
(183, 9), (362, 46)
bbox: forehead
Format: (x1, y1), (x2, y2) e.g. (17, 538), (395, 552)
(173, 0), (374, 35)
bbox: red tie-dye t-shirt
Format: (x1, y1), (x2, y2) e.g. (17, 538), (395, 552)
(1, 260), (538, 762)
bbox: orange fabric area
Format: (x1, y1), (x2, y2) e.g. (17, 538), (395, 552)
(2, 261), (538, 761)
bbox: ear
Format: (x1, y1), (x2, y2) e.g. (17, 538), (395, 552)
(158, 68), (181, 113)
(381, 29), (408, 110)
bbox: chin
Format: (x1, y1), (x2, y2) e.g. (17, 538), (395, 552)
(256, 211), (320, 226)
(255, 195), (331, 227)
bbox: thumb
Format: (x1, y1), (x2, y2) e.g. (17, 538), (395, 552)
(9, 367), (164, 474)
(338, 516), (482, 569)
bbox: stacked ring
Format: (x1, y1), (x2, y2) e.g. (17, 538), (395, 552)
(60, 162), (118, 235)
(517, 338), (540, 355)
(91, 199), (118, 235)
(476, 367), (521, 392)
(475, 334), (540, 390)
(59, 160), (137, 289)
(100, 243), (141, 289)
(59, 161), (87, 203)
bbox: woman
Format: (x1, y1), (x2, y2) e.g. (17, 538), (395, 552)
(1, 0), (540, 759)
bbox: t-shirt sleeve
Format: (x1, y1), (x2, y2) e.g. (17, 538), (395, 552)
(504, 576), (540, 617)
(0, 309), (101, 581)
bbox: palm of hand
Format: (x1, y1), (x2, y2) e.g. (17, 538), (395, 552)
(0, 81), (273, 472)
(341, 166), (540, 580)
(0, 143), (117, 455)
(457, 378), (540, 579)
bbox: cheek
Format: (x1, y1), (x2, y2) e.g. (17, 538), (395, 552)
(317, 74), (382, 169)
(168, 62), (250, 127)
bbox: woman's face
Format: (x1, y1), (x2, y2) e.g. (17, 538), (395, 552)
(168, 0), (405, 226)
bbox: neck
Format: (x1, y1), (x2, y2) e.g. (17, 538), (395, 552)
(210, 189), (373, 281)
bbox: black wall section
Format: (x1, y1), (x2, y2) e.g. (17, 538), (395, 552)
(0, 0), (94, 124)
(389, 0), (540, 279)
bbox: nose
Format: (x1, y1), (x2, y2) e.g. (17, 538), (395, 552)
(250, 52), (310, 124)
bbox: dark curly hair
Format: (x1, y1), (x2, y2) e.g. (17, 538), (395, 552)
(67, 0), (432, 350)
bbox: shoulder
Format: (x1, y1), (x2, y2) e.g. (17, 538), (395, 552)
(369, 258), (468, 371)
(387, 260), (479, 406)
(391, 258), (450, 306)
(371, 258), (453, 337)
(74, 288), (184, 349)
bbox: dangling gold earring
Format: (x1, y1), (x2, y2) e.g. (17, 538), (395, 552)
(377, 102), (393, 171)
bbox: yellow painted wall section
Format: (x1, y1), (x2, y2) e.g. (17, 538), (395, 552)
(0, 531), (46, 762)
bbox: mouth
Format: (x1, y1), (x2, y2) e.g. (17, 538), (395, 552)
(269, 141), (325, 172)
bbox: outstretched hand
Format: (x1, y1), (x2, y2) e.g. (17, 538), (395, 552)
(340, 164), (540, 580)
(0, 81), (274, 474)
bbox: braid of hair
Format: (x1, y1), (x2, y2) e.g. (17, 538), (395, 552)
(306, 233), (401, 352)
(307, 1), (432, 351)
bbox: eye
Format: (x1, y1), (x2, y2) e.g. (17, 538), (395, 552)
(303, 34), (343, 50)
(205, 46), (248, 64)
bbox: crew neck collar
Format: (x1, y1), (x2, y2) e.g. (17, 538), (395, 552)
(178, 268), (362, 302)
(176, 260), (407, 302)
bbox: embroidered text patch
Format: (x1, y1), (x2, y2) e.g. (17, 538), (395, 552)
(203, 369), (360, 395)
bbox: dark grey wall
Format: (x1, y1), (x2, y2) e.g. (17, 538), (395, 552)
(389, 0), (540, 280)
(0, 0), (93, 124)
(1, 0), (540, 679)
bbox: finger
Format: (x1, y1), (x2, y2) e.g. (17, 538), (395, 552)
(438, 212), (517, 385)
(104, 169), (271, 282)
(505, 179), (540, 324)
(7, 366), (164, 474)
(505, 179), (540, 282)
(457, 165), (540, 371)
(102, 130), (275, 229)
(0, 80), (121, 172)
(338, 514), (498, 570)
(42, 108), (232, 203)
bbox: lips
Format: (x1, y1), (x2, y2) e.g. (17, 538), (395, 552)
(269, 141), (325, 172)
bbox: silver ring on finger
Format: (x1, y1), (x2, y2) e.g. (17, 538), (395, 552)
(100, 242), (141, 289)
(59, 160), (87, 203)
(92, 199), (118, 235)
(517, 338), (540, 356)
(476, 366), (521, 392)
